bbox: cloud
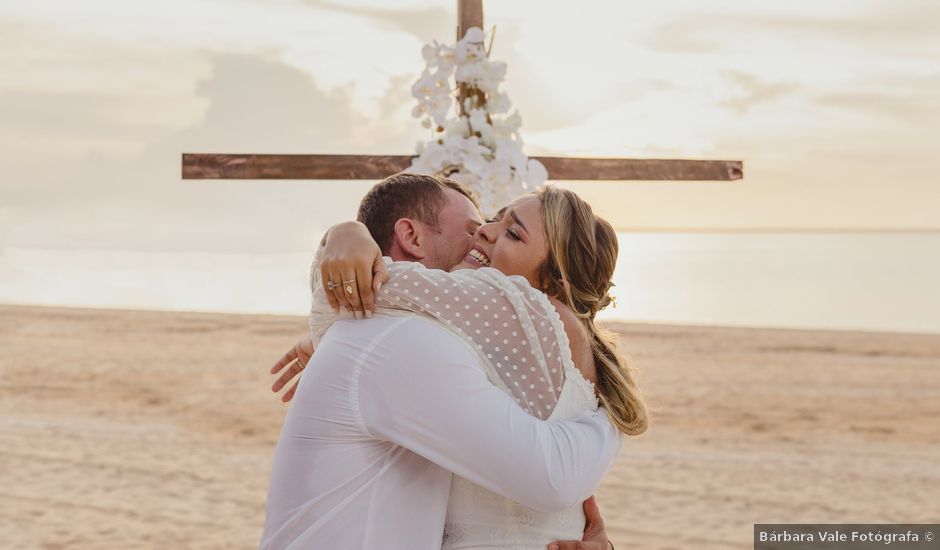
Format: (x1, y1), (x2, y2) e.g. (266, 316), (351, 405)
(2, 52), (417, 252)
(2, 52), (361, 198)
(301, 0), (633, 134)
(177, 53), (359, 153)
(719, 71), (800, 115)
(748, 3), (940, 53)
(644, 18), (723, 54)
(0, 18), (24, 36)
(0, 91), (170, 139)
(303, 0), (453, 43)
(812, 72), (940, 126)
(814, 91), (939, 123)
(644, 3), (940, 56)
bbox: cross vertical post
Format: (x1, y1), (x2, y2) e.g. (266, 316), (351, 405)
(458, 0), (484, 40)
(457, 0), (486, 116)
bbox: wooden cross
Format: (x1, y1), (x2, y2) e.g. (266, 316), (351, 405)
(182, 0), (742, 183)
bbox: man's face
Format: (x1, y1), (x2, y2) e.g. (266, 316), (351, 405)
(422, 188), (485, 270)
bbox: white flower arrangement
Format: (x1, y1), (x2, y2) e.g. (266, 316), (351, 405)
(408, 27), (548, 215)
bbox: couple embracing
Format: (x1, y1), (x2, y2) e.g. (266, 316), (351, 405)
(261, 173), (648, 549)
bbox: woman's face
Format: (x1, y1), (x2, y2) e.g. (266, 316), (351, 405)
(452, 194), (549, 289)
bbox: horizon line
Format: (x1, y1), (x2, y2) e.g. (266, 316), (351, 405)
(3, 301), (937, 337)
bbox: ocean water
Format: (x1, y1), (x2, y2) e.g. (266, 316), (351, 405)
(597, 232), (940, 334)
(1, 232), (938, 334)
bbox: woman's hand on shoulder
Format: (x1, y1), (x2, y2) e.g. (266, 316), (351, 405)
(547, 296), (596, 385)
(320, 221), (389, 318)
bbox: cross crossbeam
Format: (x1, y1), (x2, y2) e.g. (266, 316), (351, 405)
(182, 154), (743, 181)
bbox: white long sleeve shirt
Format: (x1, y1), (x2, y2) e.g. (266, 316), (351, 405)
(260, 315), (621, 550)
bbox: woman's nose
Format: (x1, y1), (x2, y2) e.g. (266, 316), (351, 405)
(476, 221), (497, 242)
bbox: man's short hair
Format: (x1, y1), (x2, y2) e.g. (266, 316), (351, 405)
(357, 173), (478, 254)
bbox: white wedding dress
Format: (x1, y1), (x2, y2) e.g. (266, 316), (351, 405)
(308, 255), (601, 550)
(440, 372), (597, 550)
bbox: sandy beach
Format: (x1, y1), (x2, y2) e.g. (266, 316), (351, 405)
(2, 303), (938, 549)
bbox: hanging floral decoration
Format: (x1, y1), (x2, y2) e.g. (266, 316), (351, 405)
(408, 27), (548, 215)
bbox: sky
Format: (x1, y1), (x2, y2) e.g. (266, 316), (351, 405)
(0, 0), (938, 318)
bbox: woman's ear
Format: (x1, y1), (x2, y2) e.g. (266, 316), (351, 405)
(539, 275), (569, 302)
(391, 218), (427, 261)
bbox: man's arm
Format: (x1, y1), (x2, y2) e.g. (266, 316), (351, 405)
(358, 318), (621, 513)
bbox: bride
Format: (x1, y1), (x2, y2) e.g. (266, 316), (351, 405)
(287, 185), (647, 549)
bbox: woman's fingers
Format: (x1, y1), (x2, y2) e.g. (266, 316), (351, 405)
(270, 346), (298, 375)
(373, 255), (390, 295)
(355, 261), (375, 317)
(320, 264), (340, 313)
(357, 251), (388, 315)
(271, 338), (315, 401)
(327, 269), (352, 315)
(341, 269), (365, 319)
(329, 270), (363, 319)
(318, 220), (383, 317)
(281, 381), (299, 403)
(271, 358), (306, 393)
(322, 251), (376, 319)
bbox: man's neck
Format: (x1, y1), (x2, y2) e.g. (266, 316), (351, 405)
(385, 244), (422, 265)
(387, 243), (451, 270)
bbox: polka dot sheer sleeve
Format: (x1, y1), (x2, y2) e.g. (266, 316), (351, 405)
(309, 254), (574, 420)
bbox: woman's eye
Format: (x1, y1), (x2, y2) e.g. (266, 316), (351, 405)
(506, 228), (521, 241)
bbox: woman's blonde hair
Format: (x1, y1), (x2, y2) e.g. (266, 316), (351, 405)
(535, 186), (649, 436)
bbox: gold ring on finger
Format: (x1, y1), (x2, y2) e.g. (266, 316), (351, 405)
(342, 278), (356, 295)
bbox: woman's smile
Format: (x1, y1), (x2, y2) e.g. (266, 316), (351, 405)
(465, 246), (491, 267)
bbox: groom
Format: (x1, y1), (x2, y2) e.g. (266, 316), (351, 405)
(261, 174), (618, 550)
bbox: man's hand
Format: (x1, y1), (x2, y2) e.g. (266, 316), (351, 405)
(320, 221), (390, 319)
(547, 496), (612, 550)
(270, 337), (315, 402)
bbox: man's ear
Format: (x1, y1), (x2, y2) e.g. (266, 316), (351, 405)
(391, 218), (427, 261)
